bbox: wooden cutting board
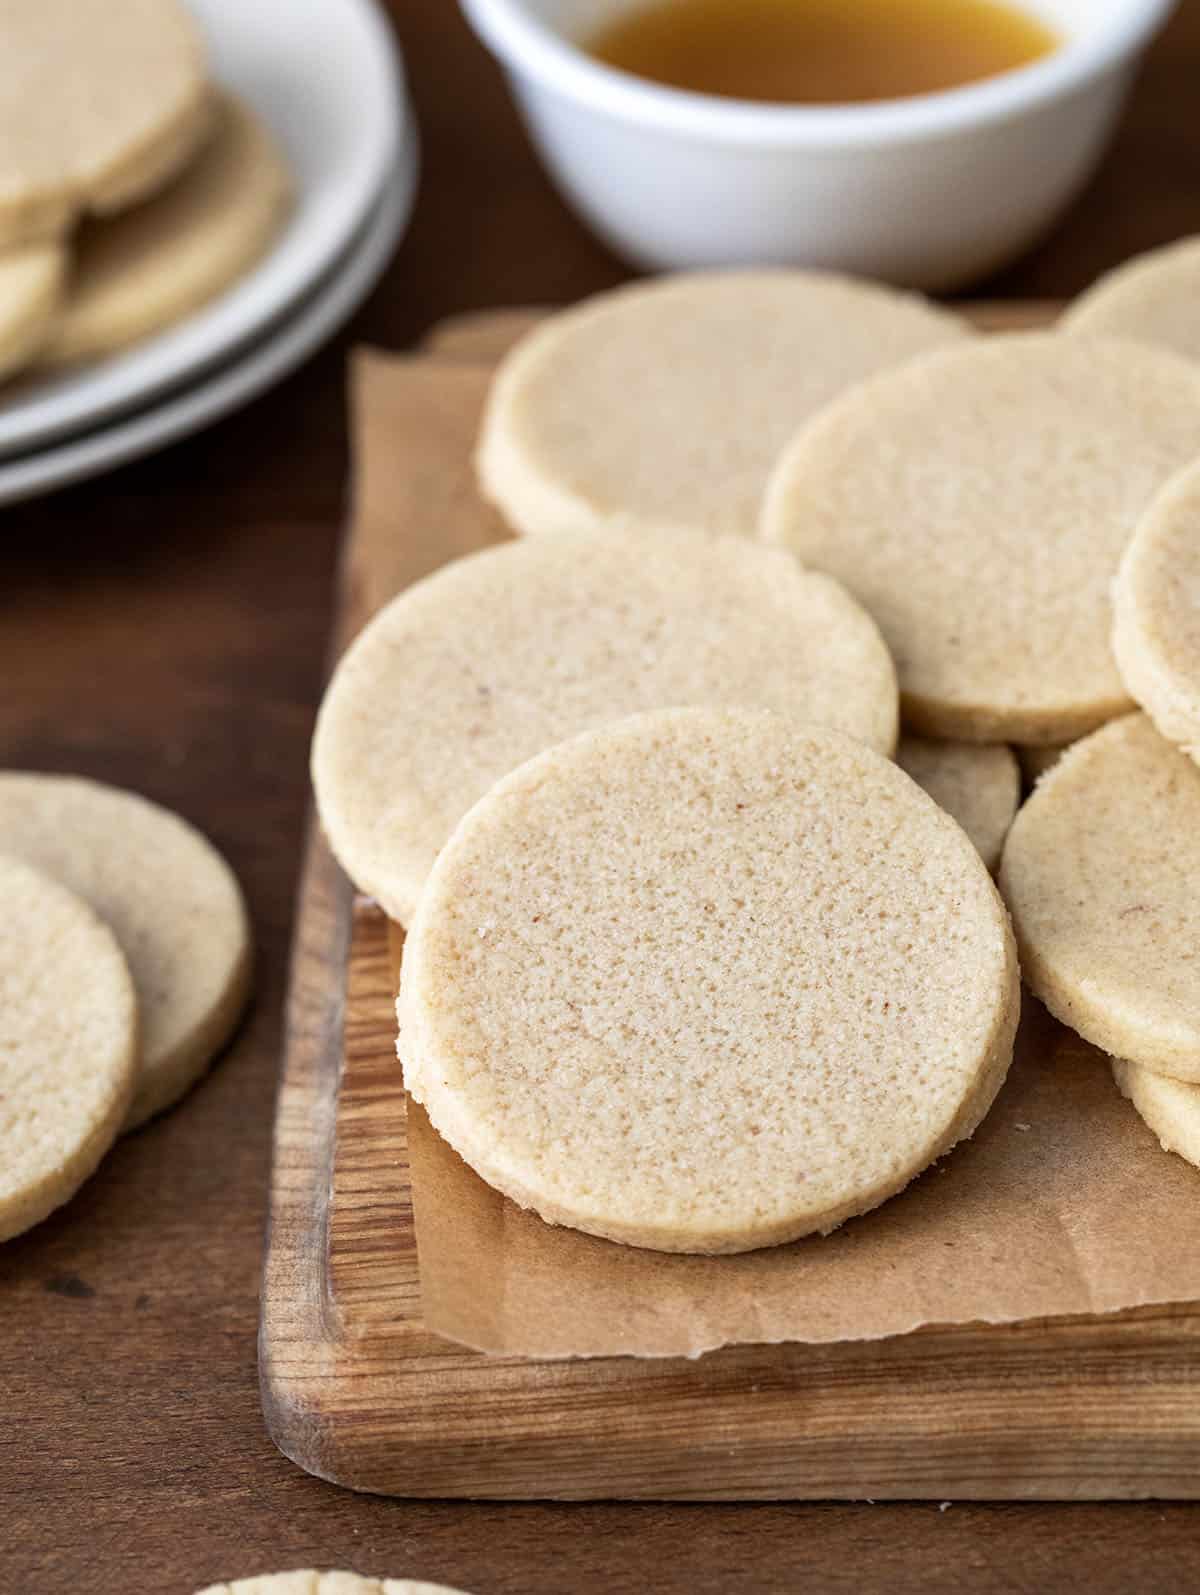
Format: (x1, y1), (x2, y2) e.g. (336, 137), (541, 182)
(259, 302), (1200, 1500)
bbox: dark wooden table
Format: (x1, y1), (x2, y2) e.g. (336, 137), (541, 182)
(5, 3), (1200, 1589)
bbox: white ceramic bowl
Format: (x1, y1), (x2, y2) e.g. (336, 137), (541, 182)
(460, 0), (1174, 289)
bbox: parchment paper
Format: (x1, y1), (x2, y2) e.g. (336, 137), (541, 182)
(353, 338), (1200, 1361)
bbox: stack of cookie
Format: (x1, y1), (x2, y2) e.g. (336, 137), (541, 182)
(0, 777), (251, 1242)
(0, 0), (290, 385)
(314, 251), (1200, 1256)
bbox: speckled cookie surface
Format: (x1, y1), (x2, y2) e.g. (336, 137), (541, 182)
(1112, 1057), (1200, 1171)
(196, 1576), (472, 1595)
(1112, 458), (1200, 761)
(896, 738), (1020, 871)
(313, 530), (898, 925)
(0, 775), (252, 1129)
(398, 707), (1019, 1254)
(1062, 236), (1200, 363)
(999, 714), (1200, 1081)
(761, 333), (1200, 743)
(0, 245), (66, 381)
(0, 854), (136, 1242)
(42, 95), (290, 366)
(0, 0), (212, 247)
(477, 270), (968, 541)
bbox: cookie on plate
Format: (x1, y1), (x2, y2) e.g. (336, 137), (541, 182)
(477, 270), (968, 541)
(313, 529), (898, 924)
(0, 0), (212, 247)
(398, 707), (1019, 1254)
(1112, 1057), (1200, 1171)
(0, 246), (66, 383)
(999, 714), (1200, 1081)
(41, 96), (291, 367)
(896, 738), (1020, 871)
(0, 854), (137, 1242)
(762, 333), (1200, 744)
(1112, 458), (1200, 761)
(0, 774), (252, 1129)
(1062, 236), (1200, 363)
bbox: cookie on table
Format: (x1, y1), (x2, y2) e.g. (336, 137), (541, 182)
(1062, 236), (1200, 362)
(312, 529), (898, 924)
(0, 855), (136, 1242)
(0, 775), (252, 1129)
(0, 0), (212, 247)
(0, 246), (67, 383)
(41, 96), (291, 367)
(477, 270), (968, 541)
(197, 1576), (472, 1594)
(1112, 458), (1200, 761)
(761, 333), (1200, 744)
(896, 738), (1020, 872)
(398, 707), (1019, 1254)
(999, 714), (1200, 1081)
(1112, 1058), (1200, 1171)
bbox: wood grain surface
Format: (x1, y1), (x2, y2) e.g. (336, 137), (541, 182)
(6, 0), (1200, 1588)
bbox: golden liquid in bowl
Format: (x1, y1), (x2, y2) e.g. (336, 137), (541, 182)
(587, 0), (1061, 105)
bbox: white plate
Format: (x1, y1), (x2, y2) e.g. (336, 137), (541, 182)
(0, 0), (403, 462)
(0, 138), (416, 508)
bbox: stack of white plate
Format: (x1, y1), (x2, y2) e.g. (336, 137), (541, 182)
(0, 0), (415, 507)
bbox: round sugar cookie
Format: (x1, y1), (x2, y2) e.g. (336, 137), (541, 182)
(477, 270), (968, 541)
(1112, 1058), (1200, 1171)
(42, 96), (290, 367)
(761, 333), (1200, 744)
(0, 775), (252, 1129)
(0, 0), (212, 247)
(398, 707), (1020, 1254)
(999, 713), (1200, 1081)
(0, 246), (66, 382)
(197, 1577), (472, 1595)
(313, 530), (898, 925)
(896, 738), (1020, 872)
(0, 855), (136, 1242)
(1062, 236), (1200, 363)
(1112, 458), (1200, 761)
